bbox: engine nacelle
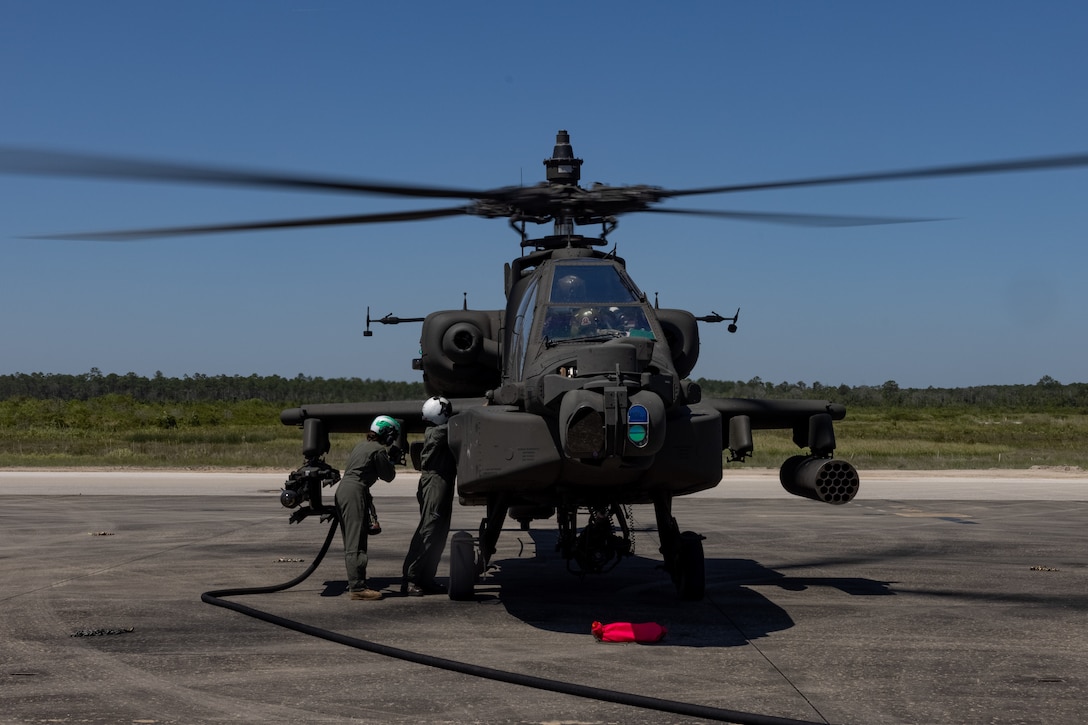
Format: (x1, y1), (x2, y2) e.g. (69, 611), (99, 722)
(418, 310), (501, 398)
(654, 308), (700, 379)
(779, 455), (859, 505)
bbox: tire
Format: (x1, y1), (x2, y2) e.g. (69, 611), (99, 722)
(676, 531), (705, 601)
(448, 531), (476, 601)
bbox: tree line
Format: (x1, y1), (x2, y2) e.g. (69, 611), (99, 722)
(694, 375), (1088, 409)
(0, 369), (424, 405)
(1, 370), (1085, 410)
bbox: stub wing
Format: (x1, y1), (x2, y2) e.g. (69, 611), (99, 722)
(702, 397), (847, 458)
(280, 397), (488, 435)
(700, 397), (858, 505)
(705, 397), (846, 429)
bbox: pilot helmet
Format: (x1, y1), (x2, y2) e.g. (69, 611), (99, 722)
(369, 415), (401, 445)
(606, 306), (627, 326)
(573, 308), (598, 328)
(555, 274), (586, 302)
(421, 396), (453, 425)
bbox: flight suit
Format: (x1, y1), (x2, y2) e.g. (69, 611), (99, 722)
(336, 438), (396, 593)
(402, 423), (456, 588)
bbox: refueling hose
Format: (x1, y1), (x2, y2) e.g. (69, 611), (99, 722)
(201, 515), (826, 725)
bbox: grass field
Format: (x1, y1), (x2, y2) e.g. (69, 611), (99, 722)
(756, 409), (1087, 470)
(1, 400), (1084, 471)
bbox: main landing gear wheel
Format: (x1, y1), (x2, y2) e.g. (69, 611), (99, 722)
(676, 531), (705, 601)
(448, 531), (477, 601)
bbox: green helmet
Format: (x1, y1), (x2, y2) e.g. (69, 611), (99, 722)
(370, 415), (400, 445)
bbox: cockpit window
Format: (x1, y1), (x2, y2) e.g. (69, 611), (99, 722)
(539, 263), (654, 344)
(548, 264), (640, 304)
(541, 304), (655, 343)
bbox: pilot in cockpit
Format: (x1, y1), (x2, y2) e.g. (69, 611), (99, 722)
(570, 307), (603, 336)
(544, 271), (648, 340)
(542, 275), (585, 340)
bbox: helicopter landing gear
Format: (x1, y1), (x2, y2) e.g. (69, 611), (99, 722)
(675, 530), (706, 600)
(448, 531), (476, 601)
(448, 495), (509, 601)
(556, 503), (634, 575)
(652, 492), (706, 600)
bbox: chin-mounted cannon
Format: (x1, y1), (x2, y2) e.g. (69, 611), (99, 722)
(280, 419), (341, 524)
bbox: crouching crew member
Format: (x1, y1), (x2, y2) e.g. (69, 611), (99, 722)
(338, 415), (400, 601)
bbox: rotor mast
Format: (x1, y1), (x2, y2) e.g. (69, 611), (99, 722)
(543, 130), (583, 239)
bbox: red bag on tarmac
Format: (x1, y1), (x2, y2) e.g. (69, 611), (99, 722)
(591, 621), (667, 643)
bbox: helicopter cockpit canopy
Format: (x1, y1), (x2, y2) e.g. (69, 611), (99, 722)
(539, 262), (656, 343)
(548, 263), (638, 304)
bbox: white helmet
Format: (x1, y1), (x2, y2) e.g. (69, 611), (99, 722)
(555, 274), (585, 302)
(421, 396), (452, 425)
(369, 415), (400, 445)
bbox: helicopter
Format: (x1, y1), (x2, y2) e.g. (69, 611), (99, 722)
(4, 132), (1088, 600)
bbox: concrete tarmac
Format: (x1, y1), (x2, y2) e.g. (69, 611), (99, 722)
(1, 469), (1085, 724)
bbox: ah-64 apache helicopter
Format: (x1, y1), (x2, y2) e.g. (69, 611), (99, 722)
(4, 132), (1087, 600)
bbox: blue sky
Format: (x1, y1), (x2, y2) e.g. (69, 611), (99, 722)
(2, 1), (1086, 388)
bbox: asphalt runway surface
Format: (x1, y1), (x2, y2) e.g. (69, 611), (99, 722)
(1, 469), (1085, 724)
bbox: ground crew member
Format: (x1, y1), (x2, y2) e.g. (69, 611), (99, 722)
(337, 415), (400, 601)
(402, 396), (456, 596)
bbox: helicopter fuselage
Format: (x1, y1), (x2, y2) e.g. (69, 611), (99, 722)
(440, 246), (722, 507)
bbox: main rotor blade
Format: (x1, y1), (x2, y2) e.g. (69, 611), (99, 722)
(665, 151), (1088, 198)
(0, 147), (498, 201)
(26, 206), (473, 241)
(647, 207), (945, 227)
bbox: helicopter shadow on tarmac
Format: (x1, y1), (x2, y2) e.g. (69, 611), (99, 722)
(480, 528), (895, 649)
